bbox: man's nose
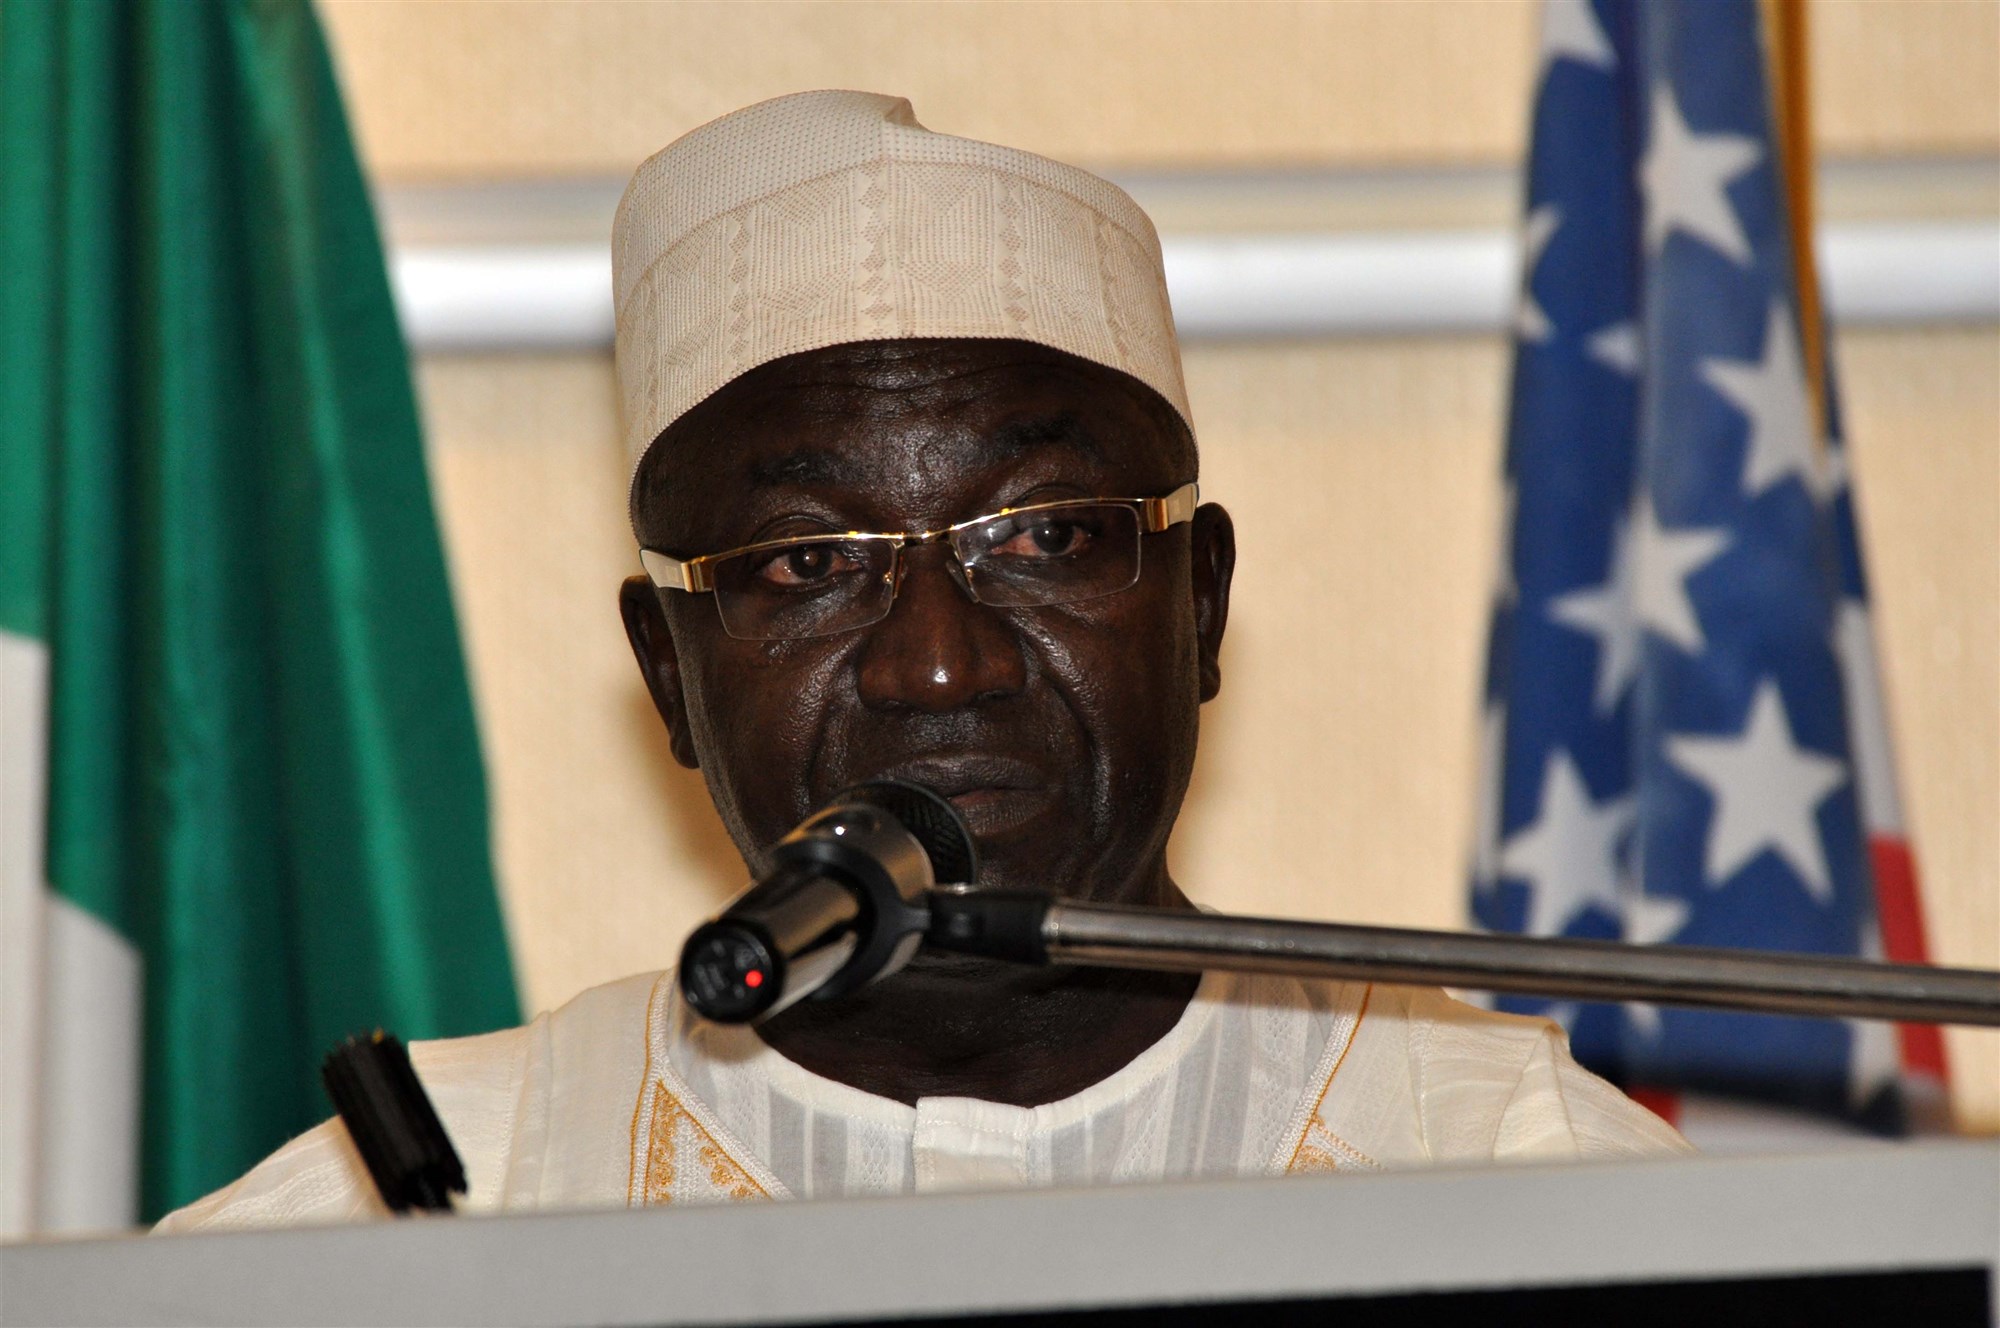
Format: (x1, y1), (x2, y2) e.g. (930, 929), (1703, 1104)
(855, 544), (1028, 711)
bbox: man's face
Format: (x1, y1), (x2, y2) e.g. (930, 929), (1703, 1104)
(624, 339), (1233, 907)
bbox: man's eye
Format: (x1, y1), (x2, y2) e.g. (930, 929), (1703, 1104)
(994, 521), (1089, 559)
(754, 543), (860, 587)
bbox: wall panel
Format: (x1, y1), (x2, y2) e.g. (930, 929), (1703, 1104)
(1837, 329), (2000, 1130)
(322, 0), (2000, 182)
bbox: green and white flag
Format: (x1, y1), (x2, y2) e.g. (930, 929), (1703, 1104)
(1, 0), (519, 1231)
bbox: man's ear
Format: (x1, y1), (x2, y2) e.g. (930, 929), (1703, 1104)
(1190, 503), (1235, 703)
(619, 576), (700, 770)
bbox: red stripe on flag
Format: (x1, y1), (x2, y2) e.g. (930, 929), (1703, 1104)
(1871, 837), (1949, 1081)
(1628, 1086), (1681, 1128)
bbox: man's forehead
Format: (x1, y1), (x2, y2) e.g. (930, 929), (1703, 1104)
(702, 339), (1159, 425)
(742, 414), (1106, 490)
(634, 340), (1188, 540)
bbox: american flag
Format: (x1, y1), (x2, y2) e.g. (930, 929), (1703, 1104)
(1470, 0), (1946, 1131)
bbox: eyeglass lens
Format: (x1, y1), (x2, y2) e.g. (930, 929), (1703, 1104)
(705, 502), (1145, 641)
(952, 502), (1143, 608)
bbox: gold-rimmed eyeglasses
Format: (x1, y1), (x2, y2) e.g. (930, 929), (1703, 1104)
(640, 483), (1198, 641)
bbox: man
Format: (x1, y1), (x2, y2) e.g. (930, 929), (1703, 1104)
(160, 91), (1684, 1230)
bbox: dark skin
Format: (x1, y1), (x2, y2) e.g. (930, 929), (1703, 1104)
(619, 338), (1236, 1107)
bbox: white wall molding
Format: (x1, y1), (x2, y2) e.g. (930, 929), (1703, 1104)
(391, 221), (1999, 352)
(381, 160), (1999, 351)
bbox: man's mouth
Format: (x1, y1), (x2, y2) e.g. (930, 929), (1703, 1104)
(859, 756), (1055, 842)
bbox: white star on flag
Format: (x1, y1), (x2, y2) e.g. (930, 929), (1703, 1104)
(1550, 493), (1729, 707)
(1515, 205), (1562, 342)
(1640, 82), (1762, 263)
(1700, 303), (1818, 499)
(1586, 320), (1641, 376)
(1627, 888), (1692, 947)
(1665, 680), (1849, 900)
(1625, 1002), (1664, 1040)
(1500, 749), (1632, 937)
(1548, 510), (1640, 712)
(1539, 0), (1616, 72)
(1633, 492), (1730, 654)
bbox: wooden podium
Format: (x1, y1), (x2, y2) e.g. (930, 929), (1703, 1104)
(5, 1141), (1994, 1326)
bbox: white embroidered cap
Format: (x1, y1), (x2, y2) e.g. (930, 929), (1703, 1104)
(612, 90), (1192, 477)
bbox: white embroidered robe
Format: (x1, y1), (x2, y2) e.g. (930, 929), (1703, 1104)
(156, 970), (1689, 1231)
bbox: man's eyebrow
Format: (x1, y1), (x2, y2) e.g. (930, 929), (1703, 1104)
(746, 449), (861, 489)
(985, 412), (1105, 462)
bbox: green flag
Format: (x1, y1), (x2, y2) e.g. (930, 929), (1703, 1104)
(0, 0), (519, 1226)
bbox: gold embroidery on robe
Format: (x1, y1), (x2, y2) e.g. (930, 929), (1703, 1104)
(626, 974), (667, 1207)
(626, 974), (787, 1206)
(1285, 984), (1374, 1176)
(642, 1082), (679, 1202)
(1291, 1118), (1381, 1174)
(641, 1080), (768, 1205)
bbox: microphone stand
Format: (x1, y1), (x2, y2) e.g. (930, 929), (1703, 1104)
(925, 890), (2000, 1027)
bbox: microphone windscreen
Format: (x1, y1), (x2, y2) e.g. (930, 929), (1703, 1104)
(835, 780), (979, 885)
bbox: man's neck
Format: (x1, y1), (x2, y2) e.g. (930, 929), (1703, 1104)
(752, 880), (1201, 1108)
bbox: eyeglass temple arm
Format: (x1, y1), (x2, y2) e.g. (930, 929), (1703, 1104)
(1141, 483), (1199, 533)
(639, 548), (713, 594)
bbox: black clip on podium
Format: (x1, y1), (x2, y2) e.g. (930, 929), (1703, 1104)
(321, 1031), (466, 1215)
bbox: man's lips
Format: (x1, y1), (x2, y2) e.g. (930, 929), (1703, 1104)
(863, 755), (1042, 798)
(855, 756), (1056, 839)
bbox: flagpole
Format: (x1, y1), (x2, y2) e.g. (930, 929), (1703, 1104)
(1763, 0), (1828, 436)
(928, 893), (2000, 1028)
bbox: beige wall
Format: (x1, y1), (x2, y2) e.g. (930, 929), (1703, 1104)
(321, 0), (1999, 178)
(325, 2), (2000, 1129)
(1837, 330), (2000, 1126)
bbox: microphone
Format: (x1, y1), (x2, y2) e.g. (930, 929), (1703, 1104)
(678, 781), (978, 1023)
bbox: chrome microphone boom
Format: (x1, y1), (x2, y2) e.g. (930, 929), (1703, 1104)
(927, 892), (2000, 1027)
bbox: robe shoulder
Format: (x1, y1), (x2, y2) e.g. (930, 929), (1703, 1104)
(152, 970), (663, 1234)
(1317, 984), (1692, 1169)
(152, 971), (1688, 1232)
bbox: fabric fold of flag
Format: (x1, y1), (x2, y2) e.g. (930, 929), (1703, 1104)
(1469, 0), (1945, 1134)
(1, 0), (520, 1230)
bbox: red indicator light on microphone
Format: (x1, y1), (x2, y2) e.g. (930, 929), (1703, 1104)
(743, 970), (764, 989)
